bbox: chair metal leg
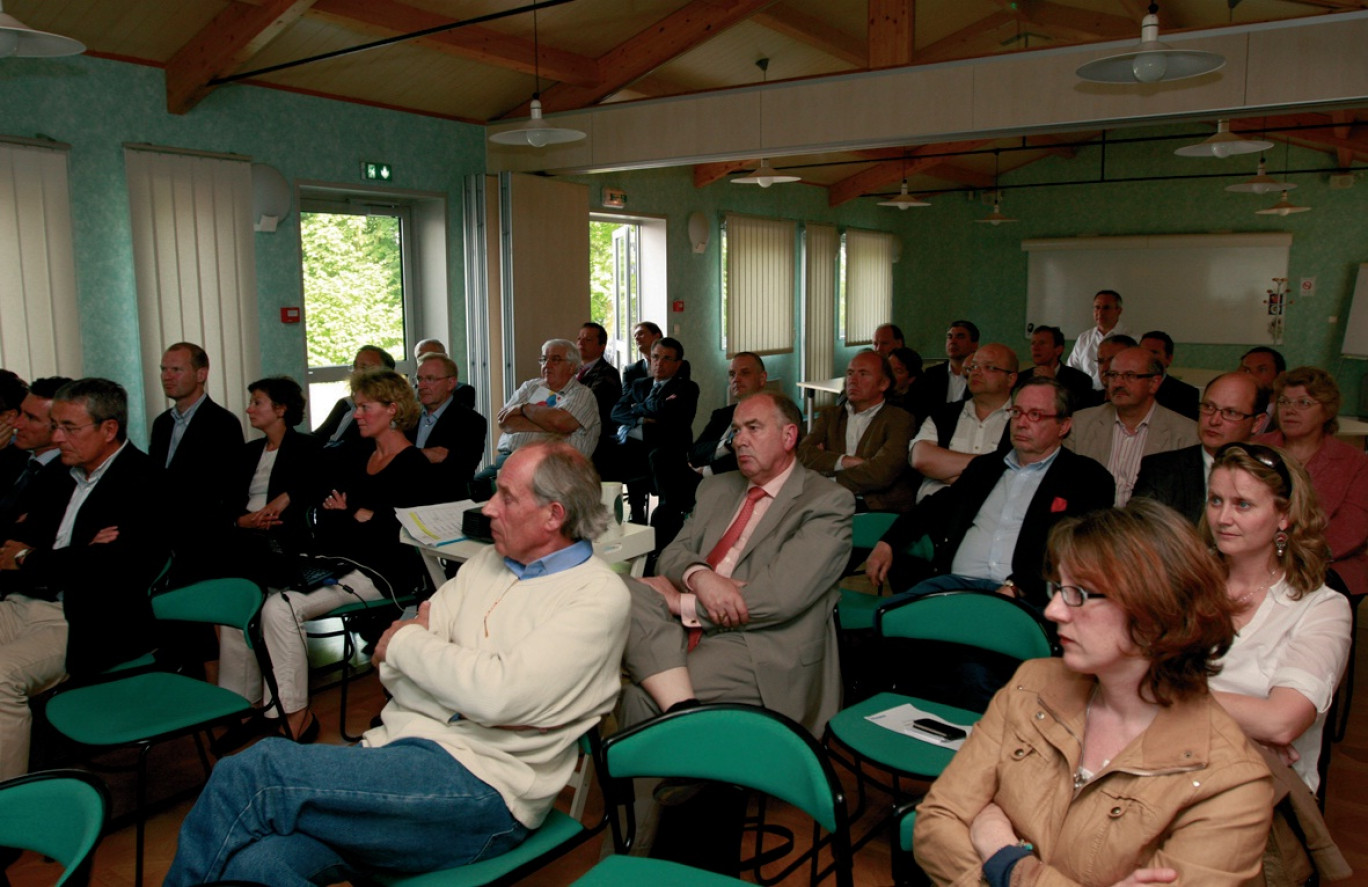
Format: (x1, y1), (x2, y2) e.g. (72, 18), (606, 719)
(339, 619), (364, 743)
(135, 743), (150, 887)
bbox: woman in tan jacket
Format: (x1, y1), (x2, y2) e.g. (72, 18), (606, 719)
(915, 500), (1274, 887)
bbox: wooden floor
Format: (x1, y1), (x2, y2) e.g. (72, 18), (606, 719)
(9, 611), (1368, 887)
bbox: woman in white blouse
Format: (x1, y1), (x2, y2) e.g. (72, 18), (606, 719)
(1202, 442), (1352, 792)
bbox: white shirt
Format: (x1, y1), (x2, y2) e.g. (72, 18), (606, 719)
(838, 400), (884, 470)
(910, 400), (1012, 501)
(945, 368), (968, 403)
(54, 442), (129, 550)
(1066, 320), (1129, 389)
(1209, 578), (1351, 792)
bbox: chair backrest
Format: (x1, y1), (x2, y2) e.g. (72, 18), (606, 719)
(851, 512), (899, 550)
(0, 769), (108, 886)
(875, 589), (1053, 662)
(151, 578), (266, 648)
(603, 704), (846, 836)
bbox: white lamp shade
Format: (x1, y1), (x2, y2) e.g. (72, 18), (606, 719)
(1175, 120), (1273, 158)
(0, 10), (84, 57)
(732, 160), (801, 187)
(1076, 13), (1223, 84)
(252, 163), (292, 233)
(489, 99), (585, 147)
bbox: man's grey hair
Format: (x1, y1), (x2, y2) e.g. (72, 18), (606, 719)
(414, 338), (446, 360)
(1014, 376), (1073, 419)
(527, 443), (609, 541)
(55, 378), (129, 442)
(418, 352), (459, 380)
(543, 339), (583, 370)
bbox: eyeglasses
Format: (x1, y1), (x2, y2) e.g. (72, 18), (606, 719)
(1101, 371), (1158, 383)
(1198, 402), (1256, 422)
(54, 421), (99, 435)
(1215, 442), (1293, 493)
(538, 356), (569, 365)
(1008, 407), (1060, 423)
(1047, 582), (1108, 607)
(415, 375), (454, 384)
(1275, 397), (1322, 411)
(964, 363), (1012, 375)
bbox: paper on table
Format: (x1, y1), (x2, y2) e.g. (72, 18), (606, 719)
(397, 500), (479, 546)
(865, 702), (972, 750)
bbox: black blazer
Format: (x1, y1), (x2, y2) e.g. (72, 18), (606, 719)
(908, 362), (968, 431)
(611, 375), (699, 452)
(10, 445), (168, 677)
(1015, 365), (1095, 413)
(235, 430), (325, 534)
(579, 360), (622, 466)
(314, 397), (361, 447)
(1133, 444), (1207, 524)
(881, 447), (1115, 606)
(690, 404), (739, 474)
(405, 400), (487, 500)
(1155, 375), (1201, 421)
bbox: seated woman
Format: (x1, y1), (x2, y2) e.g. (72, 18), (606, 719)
(1255, 366), (1368, 599)
(884, 346), (923, 418)
(915, 499), (1273, 887)
(1203, 442), (1351, 793)
(225, 369), (438, 742)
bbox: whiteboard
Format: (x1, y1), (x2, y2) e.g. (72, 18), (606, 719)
(1024, 233), (1292, 345)
(1341, 264), (1368, 359)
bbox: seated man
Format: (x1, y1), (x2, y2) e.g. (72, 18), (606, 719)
(0, 371), (27, 468)
(689, 352), (768, 479)
(1066, 345), (1198, 505)
(621, 393), (853, 736)
(1014, 325), (1093, 410)
(490, 339), (600, 468)
(798, 349), (917, 512)
(1133, 372), (1268, 524)
(0, 378), (167, 780)
(410, 353), (487, 500)
(0, 377), (72, 536)
(909, 320), (978, 421)
(910, 342), (1018, 501)
(867, 378), (1115, 606)
(413, 339), (476, 410)
(1140, 330), (1201, 420)
(315, 345), (396, 447)
(1240, 345), (1285, 431)
(872, 323), (904, 356)
(163, 442), (631, 886)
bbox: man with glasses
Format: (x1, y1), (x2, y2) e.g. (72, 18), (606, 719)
(866, 378), (1113, 606)
(408, 353), (486, 500)
(909, 342), (1018, 502)
(1066, 290), (1127, 390)
(0, 378), (167, 780)
(315, 345), (397, 448)
(1067, 346), (1197, 505)
(1133, 372), (1268, 523)
(493, 339), (599, 464)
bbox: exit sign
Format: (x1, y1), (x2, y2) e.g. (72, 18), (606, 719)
(361, 161), (393, 182)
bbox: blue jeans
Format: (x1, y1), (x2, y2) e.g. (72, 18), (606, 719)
(890, 573), (1003, 602)
(164, 737), (528, 887)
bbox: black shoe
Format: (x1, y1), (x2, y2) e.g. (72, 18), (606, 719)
(288, 711), (320, 744)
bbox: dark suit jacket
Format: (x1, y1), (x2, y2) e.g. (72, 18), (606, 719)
(453, 382), (476, 411)
(1015, 365), (1095, 413)
(1133, 444), (1206, 524)
(622, 357), (691, 391)
(908, 362), (968, 430)
(611, 376), (699, 453)
(882, 447), (1115, 606)
(8, 445), (167, 677)
(0, 452), (70, 537)
(1156, 374), (1201, 420)
(798, 402), (918, 512)
(690, 404), (739, 475)
(314, 397), (361, 447)
(579, 360), (622, 469)
(235, 429), (325, 544)
(406, 399), (487, 500)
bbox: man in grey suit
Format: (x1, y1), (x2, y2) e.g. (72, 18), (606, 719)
(621, 392), (854, 736)
(1065, 346), (1198, 505)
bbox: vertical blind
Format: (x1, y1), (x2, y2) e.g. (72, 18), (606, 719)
(844, 229), (896, 345)
(805, 223), (838, 405)
(0, 140), (82, 378)
(125, 146), (258, 431)
(725, 213), (794, 356)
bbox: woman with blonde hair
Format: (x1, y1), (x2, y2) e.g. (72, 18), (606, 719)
(1202, 442), (1351, 792)
(915, 499), (1272, 887)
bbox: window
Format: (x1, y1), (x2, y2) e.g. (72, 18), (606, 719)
(300, 203), (414, 428)
(723, 213), (795, 356)
(804, 223), (838, 396)
(843, 229), (896, 346)
(0, 138), (81, 378)
(589, 213), (668, 368)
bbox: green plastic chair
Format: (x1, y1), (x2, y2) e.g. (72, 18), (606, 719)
(573, 704), (854, 887)
(891, 803), (929, 886)
(0, 769), (109, 886)
(43, 578), (282, 887)
(837, 516), (932, 633)
(364, 730), (608, 887)
(824, 590), (1051, 850)
(307, 592), (420, 741)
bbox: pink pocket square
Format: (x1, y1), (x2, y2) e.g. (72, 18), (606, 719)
(1050, 497), (1068, 513)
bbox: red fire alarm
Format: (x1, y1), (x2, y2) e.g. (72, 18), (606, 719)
(672, 300), (685, 313)
(281, 307), (301, 323)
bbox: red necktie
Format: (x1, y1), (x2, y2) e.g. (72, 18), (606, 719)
(689, 485), (768, 651)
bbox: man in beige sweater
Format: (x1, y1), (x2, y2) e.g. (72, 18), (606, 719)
(165, 442), (630, 887)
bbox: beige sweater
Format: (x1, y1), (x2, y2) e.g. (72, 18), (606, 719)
(363, 546), (630, 827)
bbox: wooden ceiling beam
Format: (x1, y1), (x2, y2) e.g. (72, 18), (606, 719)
(310, 0), (599, 87)
(869, 0), (915, 68)
(693, 159), (755, 187)
(915, 10), (1016, 64)
(828, 140), (990, 206)
(523, 0), (784, 116)
(1017, 1), (1138, 42)
(165, 0), (318, 114)
(753, 8), (866, 67)
(1230, 115), (1368, 164)
(925, 162), (996, 189)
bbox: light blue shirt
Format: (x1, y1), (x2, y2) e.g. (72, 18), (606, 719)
(166, 391), (207, 467)
(414, 396), (453, 448)
(503, 538), (594, 580)
(950, 446), (1062, 583)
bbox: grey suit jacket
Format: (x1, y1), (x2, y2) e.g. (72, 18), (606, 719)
(1065, 402), (1199, 468)
(659, 462), (854, 734)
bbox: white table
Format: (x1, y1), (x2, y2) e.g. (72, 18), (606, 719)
(401, 521), (656, 589)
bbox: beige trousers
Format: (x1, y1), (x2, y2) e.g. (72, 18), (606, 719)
(0, 596), (67, 780)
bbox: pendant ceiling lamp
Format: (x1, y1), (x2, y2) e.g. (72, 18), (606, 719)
(1225, 157), (1296, 194)
(0, 1), (84, 57)
(1174, 119), (1272, 158)
(878, 178), (931, 209)
(974, 151), (1018, 225)
(732, 58), (800, 187)
(488, 5), (584, 148)
(1255, 191), (1310, 216)
(1076, 2), (1224, 84)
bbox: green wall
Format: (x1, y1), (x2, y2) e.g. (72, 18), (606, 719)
(0, 54), (485, 444)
